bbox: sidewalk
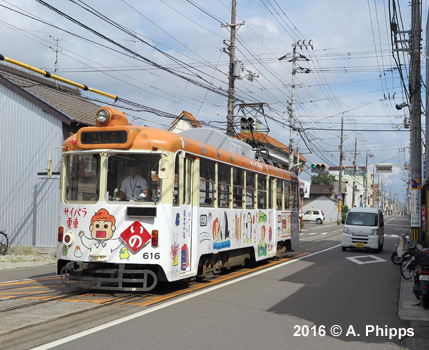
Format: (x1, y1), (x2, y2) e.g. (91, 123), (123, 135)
(398, 276), (429, 348)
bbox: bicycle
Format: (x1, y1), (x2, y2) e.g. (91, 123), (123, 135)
(400, 244), (421, 280)
(0, 230), (8, 255)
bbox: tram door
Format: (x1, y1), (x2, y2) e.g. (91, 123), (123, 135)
(180, 156), (193, 273)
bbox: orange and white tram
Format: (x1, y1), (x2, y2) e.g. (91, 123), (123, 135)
(57, 106), (300, 291)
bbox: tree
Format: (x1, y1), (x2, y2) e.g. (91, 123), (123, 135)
(311, 173), (335, 185)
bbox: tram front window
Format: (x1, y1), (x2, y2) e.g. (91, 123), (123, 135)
(107, 154), (161, 202)
(65, 154), (100, 202)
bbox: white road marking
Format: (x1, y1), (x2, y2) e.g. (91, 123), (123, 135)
(346, 255), (386, 265)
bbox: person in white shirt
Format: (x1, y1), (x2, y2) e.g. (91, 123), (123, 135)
(117, 162), (148, 201)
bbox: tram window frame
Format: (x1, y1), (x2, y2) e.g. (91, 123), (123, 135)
(184, 157), (192, 205)
(292, 182), (298, 209)
(173, 154), (180, 206)
(233, 167), (244, 208)
(199, 158), (215, 206)
(285, 180), (291, 209)
(64, 153), (100, 202)
(276, 178), (283, 210)
(258, 174), (267, 209)
(246, 171), (255, 209)
(218, 162), (231, 208)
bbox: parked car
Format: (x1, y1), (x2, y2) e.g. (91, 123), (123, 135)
(302, 210), (325, 224)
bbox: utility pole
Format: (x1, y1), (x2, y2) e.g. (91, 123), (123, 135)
(352, 137), (358, 207)
(365, 153), (374, 207)
(223, 0), (244, 136)
(337, 117), (344, 224)
(409, 0), (422, 243)
(278, 40), (312, 171)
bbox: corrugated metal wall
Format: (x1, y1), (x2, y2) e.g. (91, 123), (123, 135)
(0, 85), (63, 247)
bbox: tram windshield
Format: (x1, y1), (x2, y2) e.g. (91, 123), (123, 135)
(107, 153), (161, 203)
(64, 154), (101, 202)
(64, 153), (162, 203)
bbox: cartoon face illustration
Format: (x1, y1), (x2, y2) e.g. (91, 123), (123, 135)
(90, 209), (116, 241)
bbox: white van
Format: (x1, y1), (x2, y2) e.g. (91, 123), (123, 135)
(341, 207), (384, 252)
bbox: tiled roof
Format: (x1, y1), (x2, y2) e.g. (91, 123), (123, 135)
(0, 62), (99, 126)
(168, 110), (202, 131)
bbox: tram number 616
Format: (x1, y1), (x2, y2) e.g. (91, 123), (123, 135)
(143, 252), (160, 260)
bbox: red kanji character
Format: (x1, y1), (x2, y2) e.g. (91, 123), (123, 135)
(67, 217), (73, 229)
(73, 218), (79, 229)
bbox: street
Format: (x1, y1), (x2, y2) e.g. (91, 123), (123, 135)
(1, 215), (426, 350)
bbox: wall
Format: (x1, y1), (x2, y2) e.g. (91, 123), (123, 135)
(0, 85), (63, 247)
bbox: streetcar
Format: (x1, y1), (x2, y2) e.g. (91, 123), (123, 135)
(57, 106), (300, 291)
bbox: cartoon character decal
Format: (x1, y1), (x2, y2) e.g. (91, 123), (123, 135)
(120, 247), (130, 260)
(171, 243), (179, 266)
(79, 209), (122, 253)
(213, 212), (231, 250)
(181, 244), (189, 271)
(258, 225), (267, 256)
(245, 212), (252, 243)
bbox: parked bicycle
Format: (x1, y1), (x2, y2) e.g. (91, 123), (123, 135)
(0, 230), (8, 255)
(400, 243), (421, 280)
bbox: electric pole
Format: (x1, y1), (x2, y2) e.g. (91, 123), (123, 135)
(409, 0), (422, 243)
(278, 40), (312, 171)
(223, 0), (244, 136)
(352, 137), (358, 207)
(337, 117), (344, 224)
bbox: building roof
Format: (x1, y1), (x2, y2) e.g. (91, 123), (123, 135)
(168, 110), (202, 131)
(0, 62), (99, 126)
(237, 132), (306, 162)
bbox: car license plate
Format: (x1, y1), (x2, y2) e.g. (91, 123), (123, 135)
(355, 242), (364, 248)
(419, 275), (429, 281)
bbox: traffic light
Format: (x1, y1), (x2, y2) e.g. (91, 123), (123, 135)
(311, 163), (327, 173)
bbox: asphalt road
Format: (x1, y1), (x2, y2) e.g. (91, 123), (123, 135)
(1, 215), (422, 350)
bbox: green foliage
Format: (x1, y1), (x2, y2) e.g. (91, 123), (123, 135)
(342, 205), (350, 214)
(311, 173), (335, 185)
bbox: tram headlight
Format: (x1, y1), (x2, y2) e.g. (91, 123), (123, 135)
(63, 231), (75, 246)
(96, 108), (111, 124)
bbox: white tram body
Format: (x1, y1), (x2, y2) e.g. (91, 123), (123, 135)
(57, 107), (300, 291)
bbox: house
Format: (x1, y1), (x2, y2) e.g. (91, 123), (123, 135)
(0, 62), (99, 248)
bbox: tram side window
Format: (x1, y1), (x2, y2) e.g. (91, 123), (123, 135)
(276, 179), (283, 210)
(233, 167), (244, 208)
(285, 180), (290, 209)
(291, 182), (297, 209)
(200, 158), (215, 206)
(258, 174), (267, 209)
(107, 154), (161, 202)
(218, 163), (231, 208)
(246, 171), (255, 209)
(65, 154), (100, 201)
(173, 156), (180, 205)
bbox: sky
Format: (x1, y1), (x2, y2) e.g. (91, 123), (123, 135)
(0, 0), (427, 205)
